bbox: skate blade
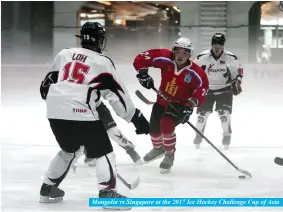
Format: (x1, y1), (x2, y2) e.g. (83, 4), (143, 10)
(39, 196), (63, 203)
(195, 144), (200, 149)
(103, 206), (131, 210)
(223, 144), (230, 150)
(143, 153), (165, 164)
(160, 168), (171, 174)
(87, 163), (96, 167)
(85, 160), (96, 167)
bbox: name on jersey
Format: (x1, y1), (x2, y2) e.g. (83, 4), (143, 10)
(72, 53), (88, 63)
(73, 108), (87, 113)
(165, 77), (178, 96)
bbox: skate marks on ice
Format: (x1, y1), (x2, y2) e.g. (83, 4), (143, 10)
(1, 145), (133, 211)
(137, 146), (283, 194)
(1, 145), (283, 211)
(2, 145), (283, 211)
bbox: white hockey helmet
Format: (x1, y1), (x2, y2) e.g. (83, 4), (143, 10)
(173, 37), (193, 52)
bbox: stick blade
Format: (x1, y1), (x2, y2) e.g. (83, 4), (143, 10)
(130, 176), (140, 190)
(274, 157), (283, 166)
(238, 168), (252, 178)
(135, 90), (154, 105)
(117, 174), (140, 190)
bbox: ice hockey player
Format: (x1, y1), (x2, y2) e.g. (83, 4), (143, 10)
(39, 22), (149, 205)
(83, 101), (143, 165)
(194, 33), (243, 149)
(40, 71), (142, 166)
(133, 37), (209, 173)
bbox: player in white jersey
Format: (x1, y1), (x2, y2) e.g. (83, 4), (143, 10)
(39, 22), (149, 204)
(40, 64), (142, 165)
(194, 33), (243, 149)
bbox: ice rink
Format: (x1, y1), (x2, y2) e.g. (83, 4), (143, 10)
(1, 63), (283, 211)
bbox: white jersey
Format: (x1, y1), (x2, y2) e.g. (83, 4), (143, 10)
(195, 50), (243, 91)
(46, 47), (136, 122)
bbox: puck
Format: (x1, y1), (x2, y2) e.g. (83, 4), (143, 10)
(274, 157), (283, 166)
(238, 175), (246, 179)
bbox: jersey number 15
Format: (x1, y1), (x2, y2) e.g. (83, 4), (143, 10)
(63, 62), (90, 84)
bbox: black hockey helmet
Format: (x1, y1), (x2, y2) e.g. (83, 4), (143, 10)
(75, 22), (106, 53)
(211, 33), (226, 45)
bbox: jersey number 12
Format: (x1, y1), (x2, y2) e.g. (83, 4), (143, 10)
(63, 62), (90, 84)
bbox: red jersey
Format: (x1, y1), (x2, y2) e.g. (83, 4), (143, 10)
(133, 49), (209, 107)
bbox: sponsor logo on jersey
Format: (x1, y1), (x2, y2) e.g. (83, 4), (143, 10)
(220, 60), (225, 64)
(184, 74), (191, 83)
(73, 108), (87, 113)
(207, 64), (214, 74)
(208, 64), (227, 74)
(208, 68), (226, 74)
(165, 77), (178, 96)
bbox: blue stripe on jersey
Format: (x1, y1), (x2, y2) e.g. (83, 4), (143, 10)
(184, 68), (202, 88)
(152, 57), (174, 66)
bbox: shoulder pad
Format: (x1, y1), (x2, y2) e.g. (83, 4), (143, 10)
(102, 55), (116, 70)
(225, 51), (238, 60)
(159, 48), (173, 56)
(164, 48), (173, 53)
(197, 50), (210, 59)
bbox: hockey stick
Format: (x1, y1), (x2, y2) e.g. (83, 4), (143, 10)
(135, 90), (155, 105)
(149, 86), (252, 178)
(75, 160), (140, 190)
(274, 157), (283, 166)
(117, 173), (140, 190)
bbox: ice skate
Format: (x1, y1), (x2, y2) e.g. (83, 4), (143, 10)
(160, 153), (174, 174)
(143, 146), (165, 163)
(99, 188), (131, 210)
(193, 134), (203, 149)
(222, 135), (231, 150)
(125, 147), (142, 164)
(83, 147), (96, 167)
(39, 183), (65, 203)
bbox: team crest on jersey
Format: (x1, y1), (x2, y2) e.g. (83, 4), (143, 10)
(184, 74), (191, 83)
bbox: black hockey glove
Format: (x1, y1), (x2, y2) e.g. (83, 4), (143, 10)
(131, 108), (150, 135)
(231, 78), (242, 96)
(165, 103), (193, 124)
(136, 68), (154, 89)
(40, 71), (59, 100)
(180, 105), (194, 124)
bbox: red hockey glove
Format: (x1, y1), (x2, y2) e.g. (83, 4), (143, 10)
(232, 79), (242, 95)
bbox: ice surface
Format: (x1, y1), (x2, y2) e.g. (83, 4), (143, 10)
(1, 64), (283, 211)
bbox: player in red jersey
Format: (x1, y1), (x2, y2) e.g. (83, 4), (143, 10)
(133, 37), (209, 172)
